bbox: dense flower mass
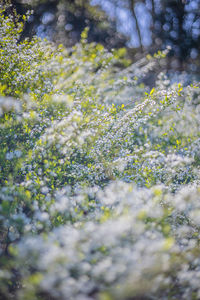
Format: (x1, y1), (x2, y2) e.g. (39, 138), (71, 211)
(0, 6), (200, 300)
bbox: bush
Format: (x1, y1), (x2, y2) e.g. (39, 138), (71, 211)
(0, 5), (200, 300)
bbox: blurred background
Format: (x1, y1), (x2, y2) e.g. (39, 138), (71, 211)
(6, 0), (200, 74)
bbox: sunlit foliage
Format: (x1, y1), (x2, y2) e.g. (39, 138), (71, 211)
(0, 6), (200, 300)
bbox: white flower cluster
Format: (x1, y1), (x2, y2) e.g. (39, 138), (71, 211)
(0, 7), (200, 300)
(15, 183), (200, 300)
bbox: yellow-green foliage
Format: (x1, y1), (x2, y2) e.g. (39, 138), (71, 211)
(0, 7), (200, 300)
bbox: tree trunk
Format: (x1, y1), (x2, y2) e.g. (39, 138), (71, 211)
(129, 0), (143, 51)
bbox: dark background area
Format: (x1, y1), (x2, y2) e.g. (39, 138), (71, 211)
(5, 0), (200, 74)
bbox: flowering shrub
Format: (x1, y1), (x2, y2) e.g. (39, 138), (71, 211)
(0, 6), (200, 300)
